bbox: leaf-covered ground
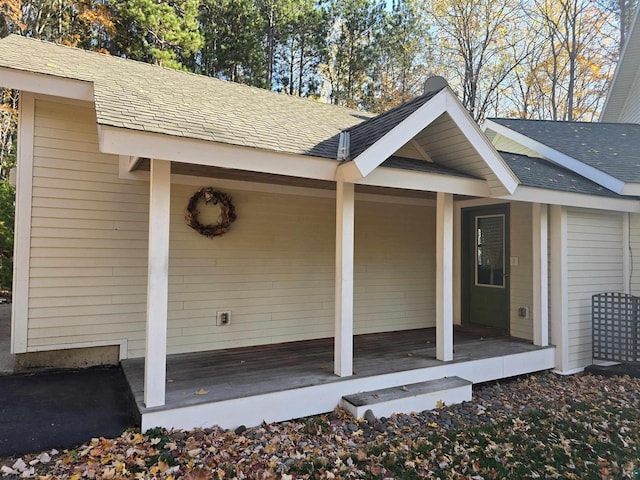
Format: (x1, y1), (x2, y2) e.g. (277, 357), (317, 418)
(2, 372), (639, 479)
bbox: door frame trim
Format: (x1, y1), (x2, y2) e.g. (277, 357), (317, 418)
(461, 204), (511, 332)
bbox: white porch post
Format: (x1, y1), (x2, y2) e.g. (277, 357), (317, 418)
(549, 205), (569, 372)
(144, 159), (171, 408)
(436, 192), (454, 361)
(532, 203), (549, 347)
(334, 181), (355, 377)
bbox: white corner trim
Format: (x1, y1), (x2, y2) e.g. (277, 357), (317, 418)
(502, 186), (640, 212)
(452, 204), (462, 326)
(348, 89), (449, 180)
(623, 212), (631, 294)
(445, 97), (519, 195)
(11, 92), (35, 354)
(355, 166), (491, 197)
(484, 120), (625, 194)
(549, 205), (569, 373)
(0, 67), (94, 101)
(98, 125), (338, 181)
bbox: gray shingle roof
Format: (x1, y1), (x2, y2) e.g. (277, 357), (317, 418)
(500, 151), (635, 198)
(0, 34), (373, 159)
(489, 118), (640, 183)
(348, 89), (442, 158)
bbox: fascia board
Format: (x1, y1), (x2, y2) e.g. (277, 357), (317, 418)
(445, 97), (519, 194)
(343, 89), (448, 181)
(355, 166), (491, 197)
(98, 124), (338, 181)
(502, 186), (640, 213)
(484, 120), (626, 195)
(0, 66), (93, 101)
(621, 183), (640, 196)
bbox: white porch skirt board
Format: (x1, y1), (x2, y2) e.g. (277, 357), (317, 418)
(139, 346), (555, 431)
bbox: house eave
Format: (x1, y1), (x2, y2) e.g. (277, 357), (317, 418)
(0, 66), (94, 101)
(502, 185), (640, 213)
(484, 119), (626, 195)
(97, 124), (339, 181)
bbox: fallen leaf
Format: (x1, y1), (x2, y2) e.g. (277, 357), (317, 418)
(195, 388), (209, 395)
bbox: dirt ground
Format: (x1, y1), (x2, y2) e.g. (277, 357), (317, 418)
(0, 302), (14, 373)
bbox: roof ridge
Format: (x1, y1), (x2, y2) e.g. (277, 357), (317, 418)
(7, 34), (374, 119)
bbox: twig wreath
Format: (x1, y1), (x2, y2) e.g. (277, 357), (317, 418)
(185, 187), (237, 238)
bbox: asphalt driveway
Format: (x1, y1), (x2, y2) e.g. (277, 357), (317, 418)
(0, 365), (138, 457)
(0, 302), (138, 457)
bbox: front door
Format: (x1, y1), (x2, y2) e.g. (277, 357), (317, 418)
(462, 205), (509, 331)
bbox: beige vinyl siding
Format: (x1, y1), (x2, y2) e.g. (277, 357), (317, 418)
(28, 99), (436, 359)
(618, 68), (640, 123)
(566, 209), (624, 370)
(509, 202), (533, 340)
(28, 98), (149, 352)
(156, 187), (435, 358)
(354, 202), (435, 334)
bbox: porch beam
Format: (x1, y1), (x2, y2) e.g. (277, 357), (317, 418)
(549, 205), (569, 372)
(436, 192), (454, 361)
(144, 159), (171, 408)
(532, 204), (549, 347)
(334, 181), (355, 377)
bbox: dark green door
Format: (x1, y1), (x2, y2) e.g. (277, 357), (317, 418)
(462, 205), (509, 331)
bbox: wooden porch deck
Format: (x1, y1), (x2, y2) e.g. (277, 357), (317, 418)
(122, 327), (544, 416)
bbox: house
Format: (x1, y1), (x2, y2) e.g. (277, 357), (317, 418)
(0, 31), (636, 431)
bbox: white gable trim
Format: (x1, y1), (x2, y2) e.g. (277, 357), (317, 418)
(338, 89), (448, 182)
(484, 119), (626, 194)
(444, 95), (519, 194)
(502, 186), (640, 213)
(355, 167), (490, 197)
(0, 67), (93, 101)
(98, 125), (339, 181)
(337, 89), (518, 195)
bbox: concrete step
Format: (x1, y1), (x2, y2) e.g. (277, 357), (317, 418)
(340, 376), (472, 419)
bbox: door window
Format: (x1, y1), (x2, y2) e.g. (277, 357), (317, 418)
(475, 214), (505, 288)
